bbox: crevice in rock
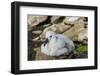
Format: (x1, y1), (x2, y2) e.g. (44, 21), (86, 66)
(53, 16), (65, 24)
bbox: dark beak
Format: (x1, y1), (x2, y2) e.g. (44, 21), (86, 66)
(43, 38), (49, 46)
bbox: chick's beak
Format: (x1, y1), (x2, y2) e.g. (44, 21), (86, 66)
(43, 38), (49, 46)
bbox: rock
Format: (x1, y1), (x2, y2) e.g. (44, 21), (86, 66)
(63, 17), (80, 25)
(32, 37), (40, 41)
(35, 50), (54, 60)
(63, 17), (86, 41)
(50, 16), (62, 23)
(32, 30), (42, 35)
(78, 29), (87, 43)
(34, 17), (87, 42)
(28, 15), (48, 30)
(43, 24), (51, 27)
(39, 24), (71, 40)
(74, 52), (88, 58)
(35, 49), (74, 60)
(33, 47), (40, 52)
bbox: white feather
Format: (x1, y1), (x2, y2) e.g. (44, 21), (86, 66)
(41, 31), (75, 56)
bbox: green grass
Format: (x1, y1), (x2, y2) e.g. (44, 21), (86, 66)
(76, 44), (88, 53)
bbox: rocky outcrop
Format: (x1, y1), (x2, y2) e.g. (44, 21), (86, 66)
(62, 17), (87, 42)
(78, 29), (87, 44)
(50, 16), (65, 24)
(36, 17), (87, 43)
(63, 17), (80, 25)
(28, 15), (48, 30)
